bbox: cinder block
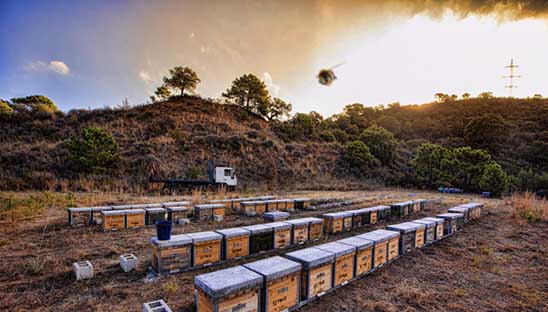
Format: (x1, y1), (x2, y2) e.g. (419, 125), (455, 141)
(213, 215), (224, 222)
(143, 299), (172, 312)
(178, 218), (190, 225)
(73, 260), (93, 281)
(120, 254), (138, 272)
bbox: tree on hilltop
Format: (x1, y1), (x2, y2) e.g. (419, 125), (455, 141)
(162, 66), (201, 96)
(223, 74), (270, 115)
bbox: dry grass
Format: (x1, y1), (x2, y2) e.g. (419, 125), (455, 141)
(507, 191), (548, 223)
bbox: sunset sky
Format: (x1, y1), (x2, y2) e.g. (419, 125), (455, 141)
(1, 0), (548, 115)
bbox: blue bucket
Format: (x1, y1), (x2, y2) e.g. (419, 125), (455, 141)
(156, 220), (173, 241)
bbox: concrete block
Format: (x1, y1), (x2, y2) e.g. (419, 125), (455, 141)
(143, 299), (172, 312)
(213, 215), (224, 222)
(73, 260), (93, 281)
(120, 254), (138, 272)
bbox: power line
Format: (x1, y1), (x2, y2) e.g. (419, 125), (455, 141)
(503, 58), (521, 97)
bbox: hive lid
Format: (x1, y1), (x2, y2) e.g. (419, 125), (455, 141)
(387, 222), (424, 234)
(68, 207), (92, 212)
(357, 229), (399, 243)
(241, 200), (266, 205)
(112, 205), (135, 210)
(285, 247), (335, 269)
(195, 266), (262, 299)
(162, 201), (191, 207)
(264, 199), (287, 204)
(421, 217), (445, 225)
(413, 198), (427, 203)
(347, 209), (367, 215)
(151, 234), (192, 247)
(263, 211), (290, 218)
(126, 209), (145, 215)
(166, 206), (188, 212)
(265, 222), (292, 230)
(215, 227), (250, 238)
(208, 199), (233, 203)
(244, 256), (302, 281)
(337, 237), (374, 250)
(129, 204), (152, 209)
(195, 204), (224, 209)
(323, 211), (351, 219)
(283, 218), (310, 226)
(292, 198), (311, 202)
(90, 206), (113, 212)
(390, 201), (413, 207)
(437, 212), (464, 220)
(300, 217), (323, 224)
(410, 218), (436, 227)
(145, 207), (166, 213)
(314, 242), (356, 258)
(242, 224), (273, 234)
(254, 196), (276, 200)
(448, 206), (470, 214)
(186, 231), (223, 243)
(102, 210), (127, 216)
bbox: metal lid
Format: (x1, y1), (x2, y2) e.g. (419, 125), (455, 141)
(323, 211), (352, 219)
(410, 219), (436, 228)
(437, 213), (464, 220)
(195, 266), (262, 300)
(186, 231), (223, 243)
(283, 218), (310, 226)
(68, 207), (92, 212)
(244, 256), (302, 282)
(130, 204), (162, 209)
(347, 209), (367, 216)
(300, 217), (323, 224)
(215, 227), (250, 238)
(162, 201), (191, 207)
(90, 206), (113, 212)
(390, 201), (413, 207)
(125, 209), (145, 215)
(387, 222), (425, 234)
(265, 222), (292, 231)
(112, 205), (135, 210)
(314, 242), (356, 258)
(101, 210), (126, 216)
(448, 207), (470, 214)
(357, 229), (399, 243)
(166, 206), (188, 212)
(285, 247), (335, 269)
(263, 211), (290, 218)
(337, 236), (374, 250)
(151, 234), (192, 247)
(195, 204), (224, 209)
(292, 198), (311, 202)
(145, 208), (166, 213)
(421, 217), (445, 225)
(240, 201), (266, 205)
(242, 224), (273, 234)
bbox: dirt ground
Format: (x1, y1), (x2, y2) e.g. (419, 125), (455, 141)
(0, 189), (546, 312)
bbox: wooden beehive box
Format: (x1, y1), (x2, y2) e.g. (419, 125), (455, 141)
(356, 230), (394, 268)
(338, 237), (374, 277)
(274, 199), (288, 211)
(285, 247), (335, 300)
(90, 206), (112, 225)
(437, 213), (464, 236)
(390, 202), (406, 219)
(242, 224), (274, 254)
(387, 222), (418, 255)
(466, 202), (483, 219)
(286, 200), (295, 212)
(102, 210), (126, 231)
(266, 222), (292, 249)
(151, 234), (192, 274)
(145, 208), (166, 226)
(284, 219), (310, 244)
(314, 242), (356, 287)
(347, 209), (365, 228)
(303, 217), (323, 241)
(167, 206), (188, 222)
(411, 218), (437, 245)
(373, 206), (387, 223)
(322, 212), (346, 234)
(293, 198), (311, 210)
(413, 199), (427, 212)
(240, 201), (257, 216)
(187, 231), (222, 267)
(195, 204), (214, 221)
(126, 209), (146, 228)
(448, 206), (471, 222)
(422, 217), (445, 241)
(211, 204), (225, 218)
(363, 207), (378, 225)
(264, 200), (280, 212)
(68, 207), (92, 226)
(215, 227), (251, 260)
(263, 211), (290, 222)
(244, 256), (302, 312)
(195, 265), (263, 312)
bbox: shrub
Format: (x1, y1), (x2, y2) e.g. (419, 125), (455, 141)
(67, 127), (121, 174)
(360, 125), (398, 165)
(509, 191), (547, 223)
(318, 130), (336, 142)
(343, 140), (373, 175)
(0, 100), (14, 117)
(479, 162), (509, 196)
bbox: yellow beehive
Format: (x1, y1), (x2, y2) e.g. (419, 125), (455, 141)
(285, 247), (335, 300)
(187, 231), (222, 267)
(101, 210), (125, 231)
(338, 237), (374, 276)
(315, 242), (356, 286)
(215, 228), (251, 260)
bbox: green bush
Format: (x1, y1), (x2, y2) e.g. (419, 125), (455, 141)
(67, 127), (121, 174)
(360, 125), (398, 165)
(0, 100), (13, 117)
(343, 140), (373, 175)
(479, 162), (510, 196)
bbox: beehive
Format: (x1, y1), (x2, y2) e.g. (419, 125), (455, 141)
(322, 211), (352, 234)
(285, 247), (335, 300)
(448, 206), (471, 222)
(465, 202), (483, 219)
(215, 228), (251, 260)
(413, 199), (427, 212)
(284, 219), (310, 244)
(293, 198), (311, 210)
(195, 204), (224, 221)
(240, 201), (267, 216)
(273, 199), (288, 211)
(436, 213), (464, 236)
(187, 231), (222, 267)
(211, 204), (225, 219)
(347, 209), (367, 228)
(411, 218), (437, 245)
(337, 237), (374, 276)
(126, 209), (146, 228)
(266, 222), (292, 249)
(167, 207), (188, 223)
(356, 230), (399, 267)
(302, 217), (323, 241)
(145, 208), (166, 226)
(102, 210), (126, 231)
(244, 256), (302, 312)
(421, 217), (445, 240)
(374, 205), (391, 223)
(390, 202), (406, 219)
(90, 206), (112, 225)
(162, 201), (191, 208)
(386, 222), (425, 255)
(151, 234), (192, 274)
(264, 199), (283, 212)
(286, 200), (295, 212)
(243, 224), (274, 254)
(112, 204), (136, 210)
(195, 265), (263, 312)
(68, 207), (92, 226)
(263, 211), (290, 222)
(314, 242), (356, 286)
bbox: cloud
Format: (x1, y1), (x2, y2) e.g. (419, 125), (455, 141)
(263, 72), (280, 97)
(25, 60), (70, 75)
(139, 70), (153, 84)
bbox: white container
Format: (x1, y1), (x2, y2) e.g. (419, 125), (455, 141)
(120, 254), (138, 272)
(73, 260), (93, 281)
(143, 299), (172, 312)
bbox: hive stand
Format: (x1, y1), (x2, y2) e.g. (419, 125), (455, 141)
(73, 260), (93, 281)
(143, 299), (172, 312)
(120, 254), (138, 272)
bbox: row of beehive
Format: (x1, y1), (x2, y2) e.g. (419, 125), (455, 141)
(239, 198), (311, 216)
(193, 202), (484, 312)
(150, 217), (324, 274)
